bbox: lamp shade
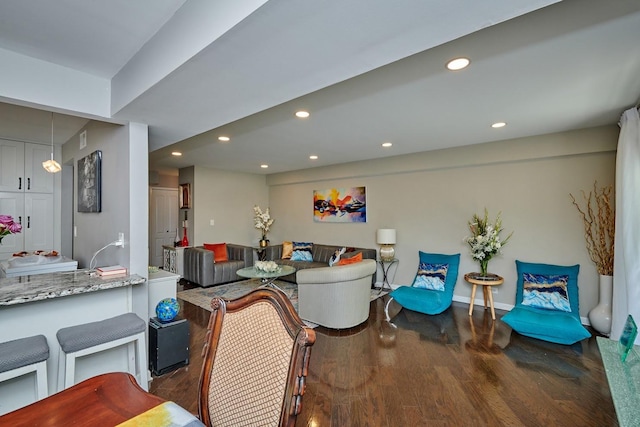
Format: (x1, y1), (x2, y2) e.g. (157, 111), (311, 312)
(376, 229), (396, 245)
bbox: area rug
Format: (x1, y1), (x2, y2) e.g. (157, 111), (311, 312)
(177, 279), (386, 315)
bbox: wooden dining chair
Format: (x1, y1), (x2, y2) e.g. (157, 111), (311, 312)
(198, 287), (316, 427)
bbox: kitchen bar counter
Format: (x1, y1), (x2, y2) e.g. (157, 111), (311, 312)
(0, 269), (145, 306)
(0, 269), (147, 415)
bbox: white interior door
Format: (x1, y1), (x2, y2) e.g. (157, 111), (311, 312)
(149, 187), (179, 267)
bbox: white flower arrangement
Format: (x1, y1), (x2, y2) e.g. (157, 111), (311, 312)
(464, 209), (512, 275)
(255, 260), (280, 273)
(253, 205), (274, 240)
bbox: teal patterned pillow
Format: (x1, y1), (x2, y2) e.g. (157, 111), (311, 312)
(412, 262), (448, 292)
(521, 273), (571, 312)
(291, 241), (313, 262)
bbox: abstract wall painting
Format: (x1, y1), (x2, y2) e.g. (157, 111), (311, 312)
(77, 150), (102, 213)
(313, 186), (366, 223)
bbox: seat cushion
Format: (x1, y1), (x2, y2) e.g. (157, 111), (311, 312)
(0, 335), (49, 373)
(502, 306), (591, 345)
(57, 313), (145, 353)
(390, 286), (452, 316)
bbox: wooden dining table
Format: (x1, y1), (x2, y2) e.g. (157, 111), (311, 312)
(0, 372), (204, 426)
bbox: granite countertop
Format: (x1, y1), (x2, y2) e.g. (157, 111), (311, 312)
(0, 269), (146, 306)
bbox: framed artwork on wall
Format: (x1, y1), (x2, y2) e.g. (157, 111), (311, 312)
(179, 184), (191, 209)
(313, 186), (366, 223)
(77, 150), (102, 213)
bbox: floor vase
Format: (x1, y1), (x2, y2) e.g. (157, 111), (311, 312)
(588, 274), (613, 336)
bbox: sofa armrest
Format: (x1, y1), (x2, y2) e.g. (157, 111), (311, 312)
(183, 247), (214, 286)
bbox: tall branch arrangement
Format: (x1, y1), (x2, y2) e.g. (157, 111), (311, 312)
(570, 182), (615, 276)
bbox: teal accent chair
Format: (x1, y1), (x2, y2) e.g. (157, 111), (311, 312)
(384, 252), (460, 321)
(501, 260), (591, 345)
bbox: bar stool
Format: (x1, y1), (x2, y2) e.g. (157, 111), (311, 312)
(56, 313), (148, 391)
(0, 335), (49, 400)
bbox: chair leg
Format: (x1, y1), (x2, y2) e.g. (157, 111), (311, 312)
(384, 297), (395, 322)
(468, 285), (478, 316)
(134, 332), (148, 391)
(35, 361), (48, 400)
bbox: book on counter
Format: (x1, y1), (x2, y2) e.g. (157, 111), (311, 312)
(96, 265), (127, 276)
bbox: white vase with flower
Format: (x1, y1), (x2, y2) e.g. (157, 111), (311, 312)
(253, 205), (274, 247)
(571, 182), (614, 336)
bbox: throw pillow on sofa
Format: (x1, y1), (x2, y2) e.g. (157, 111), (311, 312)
(204, 243), (228, 262)
(337, 252), (362, 265)
(282, 241), (293, 259)
(291, 241), (313, 261)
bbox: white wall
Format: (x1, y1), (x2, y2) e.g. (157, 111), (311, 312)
(266, 125), (618, 317)
(62, 121), (132, 270)
(191, 166), (269, 247)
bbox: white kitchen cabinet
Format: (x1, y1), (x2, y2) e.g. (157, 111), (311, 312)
(0, 139), (53, 193)
(0, 192), (54, 258)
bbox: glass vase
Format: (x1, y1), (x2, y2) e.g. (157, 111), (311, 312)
(479, 259), (489, 276)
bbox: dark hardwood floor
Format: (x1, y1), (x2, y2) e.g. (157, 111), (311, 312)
(150, 286), (617, 426)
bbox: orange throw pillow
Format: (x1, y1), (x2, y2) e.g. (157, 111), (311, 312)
(204, 243), (228, 262)
(337, 252), (362, 265)
(282, 241), (293, 259)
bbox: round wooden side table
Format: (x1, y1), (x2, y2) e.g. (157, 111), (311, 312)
(464, 272), (504, 321)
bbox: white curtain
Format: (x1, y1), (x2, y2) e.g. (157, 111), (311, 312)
(612, 107), (640, 343)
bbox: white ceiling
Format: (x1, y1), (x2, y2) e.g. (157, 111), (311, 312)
(0, 0), (639, 175)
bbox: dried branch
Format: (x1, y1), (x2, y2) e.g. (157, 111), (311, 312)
(569, 182), (615, 276)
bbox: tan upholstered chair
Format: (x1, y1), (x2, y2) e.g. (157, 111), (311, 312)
(198, 288), (316, 427)
(297, 259), (377, 329)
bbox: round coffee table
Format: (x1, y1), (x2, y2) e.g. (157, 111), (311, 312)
(464, 272), (504, 321)
(236, 265), (296, 290)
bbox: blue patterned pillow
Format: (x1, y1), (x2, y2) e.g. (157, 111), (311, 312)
(521, 273), (571, 312)
(291, 241), (313, 262)
(412, 262), (448, 291)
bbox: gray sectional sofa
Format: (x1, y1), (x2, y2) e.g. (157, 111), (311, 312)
(183, 244), (252, 287)
(263, 243), (377, 284)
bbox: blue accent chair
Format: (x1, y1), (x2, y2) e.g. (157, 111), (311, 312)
(501, 260), (591, 345)
(384, 252), (460, 321)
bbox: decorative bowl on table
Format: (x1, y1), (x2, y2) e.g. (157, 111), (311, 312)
(255, 260), (280, 273)
(155, 298), (180, 322)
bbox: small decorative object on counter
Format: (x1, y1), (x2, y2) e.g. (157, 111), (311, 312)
(174, 227), (181, 247)
(156, 298), (180, 322)
(181, 211), (189, 247)
(0, 215), (22, 244)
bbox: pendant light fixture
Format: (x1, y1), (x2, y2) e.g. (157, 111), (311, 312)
(42, 112), (62, 173)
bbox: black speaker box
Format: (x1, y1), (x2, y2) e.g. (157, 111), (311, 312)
(149, 317), (190, 376)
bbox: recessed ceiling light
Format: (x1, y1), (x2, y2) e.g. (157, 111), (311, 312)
(309, 155), (318, 160)
(260, 164), (269, 169)
(382, 142), (393, 148)
(446, 57), (470, 71)
(491, 122), (507, 128)
(295, 110), (310, 118)
(171, 151), (182, 156)
(218, 136), (230, 142)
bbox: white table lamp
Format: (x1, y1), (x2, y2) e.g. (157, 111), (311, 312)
(377, 229), (396, 262)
